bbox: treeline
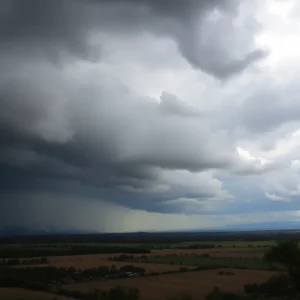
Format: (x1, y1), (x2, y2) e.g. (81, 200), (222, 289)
(178, 244), (215, 249)
(0, 245), (150, 258)
(0, 257), (48, 266)
(0, 263), (200, 290)
(0, 264), (146, 289)
(0, 230), (291, 244)
(108, 254), (147, 262)
(57, 286), (140, 300)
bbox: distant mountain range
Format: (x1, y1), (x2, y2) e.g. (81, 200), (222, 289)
(223, 221), (300, 231)
(151, 221), (300, 233)
(195, 221), (300, 232)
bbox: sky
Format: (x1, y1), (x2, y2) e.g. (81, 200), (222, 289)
(2, 0), (300, 233)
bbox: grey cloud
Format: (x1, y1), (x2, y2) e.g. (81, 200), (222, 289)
(0, 61), (235, 214)
(0, 0), (272, 228)
(0, 0), (102, 63)
(159, 91), (204, 117)
(95, 0), (266, 78)
(238, 81), (300, 134)
(0, 0), (265, 79)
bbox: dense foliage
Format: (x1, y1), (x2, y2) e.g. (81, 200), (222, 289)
(264, 240), (300, 294)
(0, 245), (150, 258)
(0, 264), (145, 289)
(0, 257), (48, 266)
(57, 286), (141, 300)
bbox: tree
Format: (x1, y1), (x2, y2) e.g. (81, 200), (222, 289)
(264, 240), (300, 295)
(206, 287), (222, 300)
(244, 283), (259, 295)
(107, 286), (140, 300)
(110, 265), (117, 274)
(259, 273), (296, 298)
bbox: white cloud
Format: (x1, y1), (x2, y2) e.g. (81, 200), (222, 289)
(261, 162), (300, 202)
(291, 159), (300, 170)
(255, 0), (300, 79)
(265, 192), (287, 202)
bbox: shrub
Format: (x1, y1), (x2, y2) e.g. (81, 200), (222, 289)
(106, 286), (140, 300)
(244, 283), (259, 295)
(258, 273), (296, 297)
(201, 254), (211, 258)
(205, 287), (222, 300)
(179, 267), (188, 272)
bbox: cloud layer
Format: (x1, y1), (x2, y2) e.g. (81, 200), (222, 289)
(1, 0), (300, 231)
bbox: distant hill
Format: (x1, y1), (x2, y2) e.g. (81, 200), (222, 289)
(223, 221), (300, 231)
(152, 221), (300, 233)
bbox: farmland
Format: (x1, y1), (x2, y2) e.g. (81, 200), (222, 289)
(8, 246), (268, 272)
(64, 268), (276, 300)
(0, 241), (271, 259)
(1, 230), (299, 299)
(30, 254), (195, 273)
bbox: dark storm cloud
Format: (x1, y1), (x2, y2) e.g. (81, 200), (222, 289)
(0, 58), (234, 215)
(0, 0), (265, 79)
(0, 0), (102, 62)
(0, 0), (267, 225)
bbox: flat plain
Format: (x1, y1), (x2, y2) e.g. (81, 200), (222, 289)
(0, 233), (285, 299)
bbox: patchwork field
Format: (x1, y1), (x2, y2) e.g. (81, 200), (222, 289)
(64, 268), (276, 300)
(0, 287), (73, 300)
(11, 246), (267, 272)
(20, 254), (194, 273)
